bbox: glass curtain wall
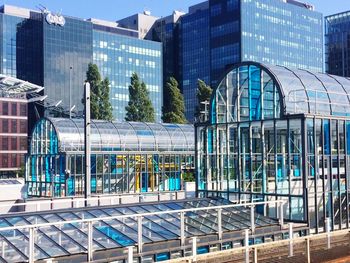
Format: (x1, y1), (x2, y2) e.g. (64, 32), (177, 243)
(26, 118), (194, 198)
(196, 62), (350, 232)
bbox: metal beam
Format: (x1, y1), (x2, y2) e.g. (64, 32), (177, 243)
(84, 82), (91, 206)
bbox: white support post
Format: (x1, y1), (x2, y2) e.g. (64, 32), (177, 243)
(217, 208), (222, 240)
(289, 223), (293, 257)
(279, 202), (284, 227)
(88, 221), (93, 262)
(180, 212), (185, 246)
(250, 205), (255, 234)
(306, 238), (310, 263)
(29, 227), (35, 263)
(326, 218), (331, 249)
(254, 247), (258, 263)
(192, 237), (197, 261)
(2, 241), (5, 259)
(245, 229), (249, 263)
(127, 246), (134, 263)
(138, 216), (143, 253)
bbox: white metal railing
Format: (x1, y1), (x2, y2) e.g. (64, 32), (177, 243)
(0, 200), (285, 263)
(0, 191), (186, 215)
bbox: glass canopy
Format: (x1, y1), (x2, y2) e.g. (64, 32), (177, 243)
(42, 117), (194, 152)
(211, 62), (350, 123)
(0, 198), (279, 262)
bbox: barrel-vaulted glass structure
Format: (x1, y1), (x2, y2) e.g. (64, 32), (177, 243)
(196, 61), (350, 232)
(26, 118), (194, 198)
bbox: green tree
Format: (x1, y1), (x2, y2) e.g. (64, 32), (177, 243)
(195, 79), (212, 119)
(125, 72), (155, 122)
(162, 77), (187, 124)
(86, 63), (113, 121)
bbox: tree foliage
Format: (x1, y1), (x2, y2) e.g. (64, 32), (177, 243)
(162, 77), (187, 124)
(195, 79), (212, 118)
(125, 72), (155, 122)
(86, 63), (113, 121)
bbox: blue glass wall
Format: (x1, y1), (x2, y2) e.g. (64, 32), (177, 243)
(325, 11), (350, 77)
(93, 30), (162, 122)
(43, 17), (93, 113)
(181, 7), (210, 122)
(241, 0), (323, 72)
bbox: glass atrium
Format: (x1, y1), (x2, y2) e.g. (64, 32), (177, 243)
(196, 61), (350, 232)
(26, 118), (194, 198)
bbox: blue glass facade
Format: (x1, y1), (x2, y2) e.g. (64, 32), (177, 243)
(325, 11), (350, 77)
(93, 29), (162, 122)
(43, 17), (93, 113)
(240, 0), (323, 72)
(180, 0), (324, 122)
(181, 5), (210, 122)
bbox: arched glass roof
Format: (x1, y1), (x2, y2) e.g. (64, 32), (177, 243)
(38, 118), (194, 152)
(210, 62), (350, 123)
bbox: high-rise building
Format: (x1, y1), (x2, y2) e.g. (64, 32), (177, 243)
(180, 2), (211, 121)
(325, 11), (350, 77)
(92, 18), (162, 121)
(180, 0), (323, 122)
(0, 5), (163, 122)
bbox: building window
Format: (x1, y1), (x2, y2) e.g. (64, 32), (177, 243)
(2, 120), (8, 133)
(20, 137), (27, 151)
(227, 0), (239, 11)
(2, 155), (8, 168)
(11, 154), (17, 168)
(11, 137), (17, 150)
(11, 120), (17, 133)
(20, 104), (27, 116)
(2, 102), (8, 115)
(11, 103), (17, 116)
(19, 120), (27, 133)
(211, 4), (222, 17)
(2, 137), (8, 150)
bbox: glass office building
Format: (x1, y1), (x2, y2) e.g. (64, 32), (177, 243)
(26, 118), (194, 198)
(93, 28), (162, 122)
(196, 61), (350, 232)
(180, 0), (323, 122)
(325, 11), (350, 77)
(180, 2), (211, 122)
(0, 5), (163, 122)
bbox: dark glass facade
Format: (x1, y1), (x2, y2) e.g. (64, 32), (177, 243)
(181, 4), (210, 122)
(326, 11), (350, 77)
(43, 17), (92, 114)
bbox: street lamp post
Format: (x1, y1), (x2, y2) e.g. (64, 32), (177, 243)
(69, 66), (73, 118)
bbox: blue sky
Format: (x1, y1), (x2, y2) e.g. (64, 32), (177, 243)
(1, 0), (349, 21)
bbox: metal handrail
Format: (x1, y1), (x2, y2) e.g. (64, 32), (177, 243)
(0, 199), (285, 232)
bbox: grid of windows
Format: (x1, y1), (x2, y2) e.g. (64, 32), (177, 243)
(241, 0), (323, 72)
(181, 8), (210, 122)
(93, 30), (162, 122)
(325, 11), (350, 77)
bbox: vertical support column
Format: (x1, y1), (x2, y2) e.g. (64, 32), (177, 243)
(306, 238), (310, 263)
(218, 208), (222, 240)
(289, 223), (293, 257)
(180, 212), (185, 247)
(88, 221), (93, 262)
(192, 237), (197, 261)
(244, 229), (249, 263)
(138, 216), (143, 253)
(326, 218), (331, 249)
(2, 240), (5, 258)
(250, 205), (255, 233)
(29, 227), (35, 263)
(84, 82), (91, 206)
(127, 246), (133, 263)
(279, 202), (284, 227)
(254, 247), (258, 263)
